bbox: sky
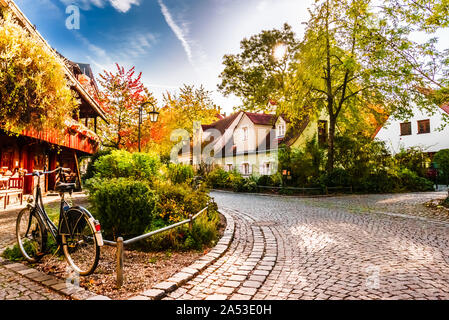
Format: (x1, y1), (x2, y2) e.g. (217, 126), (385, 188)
(14, 0), (315, 113)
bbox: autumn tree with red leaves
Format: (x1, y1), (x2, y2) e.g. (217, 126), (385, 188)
(96, 64), (157, 150)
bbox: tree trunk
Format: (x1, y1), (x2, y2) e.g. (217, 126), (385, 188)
(327, 116), (336, 173)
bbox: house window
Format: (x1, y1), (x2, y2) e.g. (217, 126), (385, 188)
(318, 120), (328, 146)
(264, 163), (270, 175)
(226, 164), (233, 172)
(242, 163), (250, 175)
(400, 122), (412, 136)
(242, 127), (248, 141)
(277, 124), (285, 138)
(417, 119), (430, 134)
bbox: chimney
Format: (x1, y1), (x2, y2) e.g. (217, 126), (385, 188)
(223, 112), (227, 117)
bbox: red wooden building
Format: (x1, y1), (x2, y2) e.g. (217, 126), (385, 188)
(0, 0), (107, 195)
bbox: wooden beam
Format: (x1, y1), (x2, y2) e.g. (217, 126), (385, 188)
(73, 150), (82, 191)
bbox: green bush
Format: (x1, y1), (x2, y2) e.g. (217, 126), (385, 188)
(141, 204), (220, 251)
(434, 149), (449, 185)
(228, 170), (245, 191)
(86, 178), (158, 239)
(358, 170), (401, 193)
(319, 168), (352, 188)
(394, 147), (430, 178)
(397, 168), (434, 192)
(206, 167), (230, 189)
(167, 163), (194, 184)
(93, 150), (161, 180)
(257, 172), (283, 187)
(152, 180), (211, 223)
(81, 149), (113, 181)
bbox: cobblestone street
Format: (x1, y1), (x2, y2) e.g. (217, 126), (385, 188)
(1, 191), (448, 300)
(166, 191), (449, 300)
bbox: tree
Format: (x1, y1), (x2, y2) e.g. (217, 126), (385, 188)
(434, 149), (449, 186)
(218, 0), (448, 172)
(154, 85), (221, 157)
(0, 9), (77, 134)
(288, 0), (447, 172)
(218, 23), (300, 112)
(96, 64), (156, 150)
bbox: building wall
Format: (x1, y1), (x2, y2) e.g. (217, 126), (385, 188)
(375, 107), (449, 154)
(0, 131), (81, 194)
(233, 114), (272, 154)
(289, 109), (330, 150)
(219, 150), (278, 176)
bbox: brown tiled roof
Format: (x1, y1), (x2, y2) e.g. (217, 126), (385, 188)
(245, 112), (276, 126)
(201, 112), (240, 134)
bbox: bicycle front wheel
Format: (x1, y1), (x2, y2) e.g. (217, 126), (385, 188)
(16, 207), (47, 263)
(61, 208), (100, 276)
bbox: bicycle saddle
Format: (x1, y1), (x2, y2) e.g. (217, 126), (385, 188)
(55, 182), (76, 192)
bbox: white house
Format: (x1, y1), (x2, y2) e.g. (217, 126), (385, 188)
(375, 105), (449, 155)
(177, 110), (329, 176)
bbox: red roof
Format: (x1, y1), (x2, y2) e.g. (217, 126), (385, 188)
(244, 112), (276, 125)
(201, 112), (240, 134)
(441, 103), (449, 115)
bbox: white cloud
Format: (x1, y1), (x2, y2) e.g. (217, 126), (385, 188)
(60, 0), (140, 13)
(157, 0), (194, 65)
(109, 0), (140, 13)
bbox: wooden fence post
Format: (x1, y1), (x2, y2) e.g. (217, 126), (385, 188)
(116, 237), (124, 288)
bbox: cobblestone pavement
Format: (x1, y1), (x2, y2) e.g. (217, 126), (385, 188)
(0, 260), (64, 300)
(165, 191), (449, 300)
(0, 194), (88, 300)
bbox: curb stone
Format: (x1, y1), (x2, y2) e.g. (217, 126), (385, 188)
(0, 255), (111, 300)
(129, 209), (236, 300)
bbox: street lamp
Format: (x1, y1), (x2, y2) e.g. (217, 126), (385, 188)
(139, 101), (160, 152)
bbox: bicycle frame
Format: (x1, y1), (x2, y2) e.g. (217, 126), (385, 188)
(27, 171), (63, 241)
(25, 168), (103, 247)
(27, 167), (84, 240)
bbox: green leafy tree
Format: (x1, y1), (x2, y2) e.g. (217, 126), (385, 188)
(218, 23), (300, 112)
(218, 0), (449, 172)
(434, 149), (449, 186)
(288, 0), (447, 171)
(0, 9), (77, 134)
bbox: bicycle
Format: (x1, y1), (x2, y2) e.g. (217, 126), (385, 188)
(16, 167), (103, 276)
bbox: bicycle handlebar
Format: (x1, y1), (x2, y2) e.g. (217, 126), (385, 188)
(25, 167), (72, 177)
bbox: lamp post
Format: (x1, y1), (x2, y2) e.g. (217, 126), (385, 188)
(138, 101), (160, 152)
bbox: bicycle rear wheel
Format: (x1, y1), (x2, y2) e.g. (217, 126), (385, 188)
(16, 207), (47, 263)
(61, 208), (99, 276)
